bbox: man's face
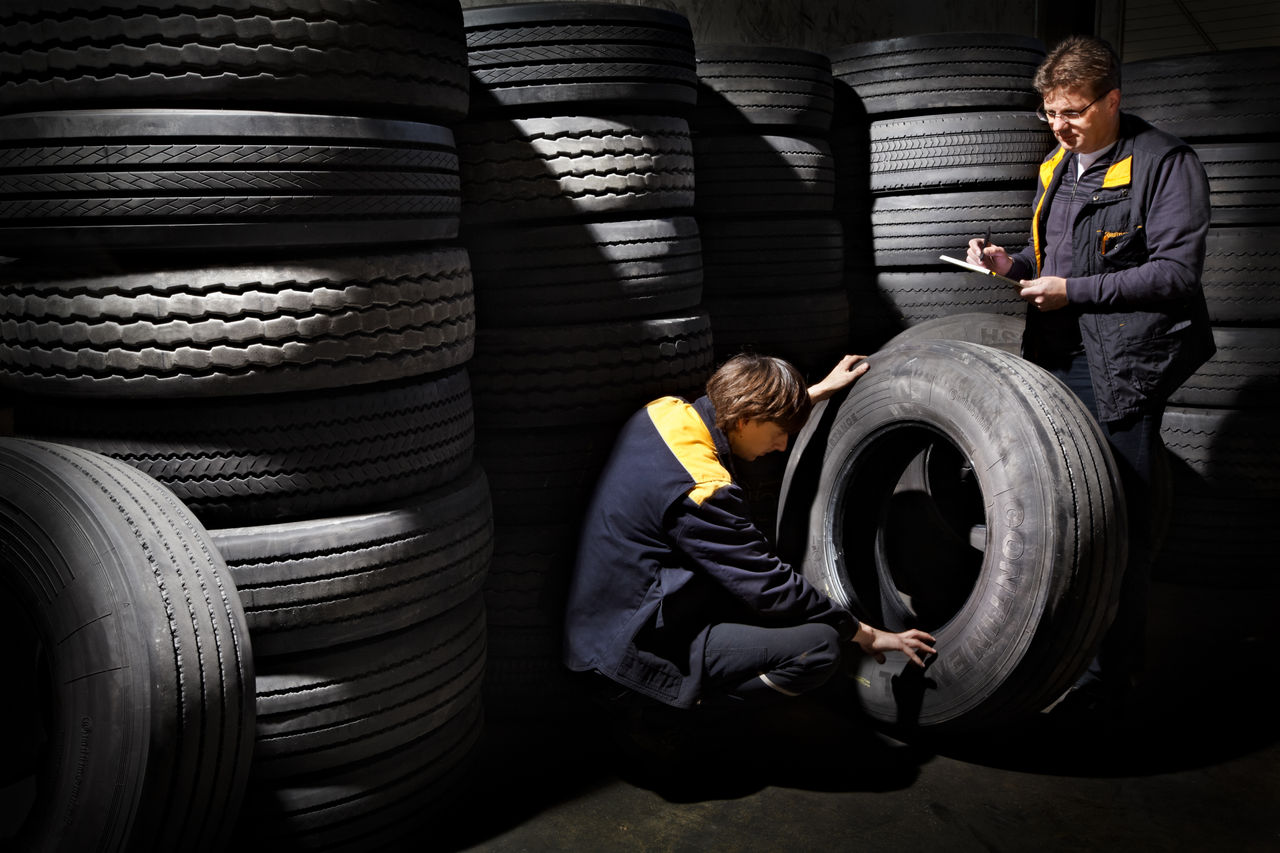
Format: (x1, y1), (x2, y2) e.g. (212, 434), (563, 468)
(1041, 86), (1120, 154)
(728, 418), (789, 461)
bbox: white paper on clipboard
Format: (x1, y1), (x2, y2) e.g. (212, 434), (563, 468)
(939, 255), (1025, 289)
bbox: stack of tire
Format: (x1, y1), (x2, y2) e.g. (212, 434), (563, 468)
(687, 44), (843, 536)
(1121, 47), (1280, 589)
(828, 33), (1050, 349)
(458, 2), (712, 715)
(692, 45), (847, 378)
(0, 1), (493, 849)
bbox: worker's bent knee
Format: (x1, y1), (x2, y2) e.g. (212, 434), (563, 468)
(765, 622), (843, 695)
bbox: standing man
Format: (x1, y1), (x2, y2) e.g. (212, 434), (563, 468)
(564, 353), (935, 725)
(966, 35), (1215, 722)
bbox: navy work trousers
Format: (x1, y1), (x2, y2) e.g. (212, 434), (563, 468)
(1050, 354), (1164, 697)
(699, 620), (844, 708)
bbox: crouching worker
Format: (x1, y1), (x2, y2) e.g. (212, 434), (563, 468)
(563, 352), (936, 742)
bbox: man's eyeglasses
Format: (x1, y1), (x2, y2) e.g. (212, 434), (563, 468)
(1036, 89), (1113, 123)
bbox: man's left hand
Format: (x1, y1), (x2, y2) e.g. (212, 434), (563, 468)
(852, 623), (937, 668)
(1017, 275), (1069, 311)
(809, 354), (869, 403)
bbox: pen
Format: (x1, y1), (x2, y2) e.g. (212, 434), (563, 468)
(978, 226), (991, 268)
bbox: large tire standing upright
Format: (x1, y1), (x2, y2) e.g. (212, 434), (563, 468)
(0, 439), (254, 852)
(780, 341), (1125, 731)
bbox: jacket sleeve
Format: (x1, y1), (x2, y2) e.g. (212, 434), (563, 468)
(667, 482), (859, 639)
(1008, 244), (1038, 281)
(1068, 148), (1211, 307)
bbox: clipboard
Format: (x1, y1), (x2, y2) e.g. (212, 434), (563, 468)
(940, 254), (1025, 289)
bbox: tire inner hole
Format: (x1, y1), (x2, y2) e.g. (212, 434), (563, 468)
(837, 426), (986, 633)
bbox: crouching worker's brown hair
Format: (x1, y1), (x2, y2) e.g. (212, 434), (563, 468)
(705, 353), (811, 435)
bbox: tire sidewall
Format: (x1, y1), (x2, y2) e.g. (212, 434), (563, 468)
(801, 344), (1066, 725)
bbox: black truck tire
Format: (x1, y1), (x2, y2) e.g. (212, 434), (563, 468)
(870, 189), (1035, 269)
(1157, 406), (1280, 588)
(0, 438), (254, 852)
(879, 311), (1025, 354)
(0, 248), (474, 398)
(0, 0), (469, 123)
(210, 465), (493, 657)
(873, 271), (1027, 325)
(870, 112), (1053, 193)
(702, 289), (851, 378)
(0, 109), (460, 254)
(693, 133), (835, 214)
(878, 311), (1178, 579)
(694, 44), (834, 131)
(1196, 141), (1280, 226)
(12, 369), (475, 526)
(1200, 225), (1280, 324)
(1168, 325), (1280, 409)
(458, 114), (694, 225)
(463, 2), (696, 115)
(251, 592), (486, 779)
(234, 695), (482, 851)
(700, 217), (842, 295)
(465, 216), (703, 326)
(1121, 47), (1280, 141)
(780, 341), (1126, 731)
(829, 33), (1044, 116)
(469, 311), (714, 428)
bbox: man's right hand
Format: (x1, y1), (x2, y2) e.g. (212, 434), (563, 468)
(966, 237), (1014, 277)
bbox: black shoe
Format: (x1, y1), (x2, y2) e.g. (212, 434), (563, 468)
(608, 706), (696, 766)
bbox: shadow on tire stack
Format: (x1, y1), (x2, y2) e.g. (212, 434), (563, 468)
(0, 2), (493, 850)
(692, 44), (848, 377)
(690, 44), (846, 537)
(458, 2), (712, 719)
(1121, 47), (1280, 591)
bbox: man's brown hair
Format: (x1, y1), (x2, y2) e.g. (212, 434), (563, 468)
(705, 352), (811, 435)
(1033, 35), (1121, 99)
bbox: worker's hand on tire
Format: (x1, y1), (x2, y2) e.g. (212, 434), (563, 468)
(809, 354), (870, 403)
(852, 623), (937, 667)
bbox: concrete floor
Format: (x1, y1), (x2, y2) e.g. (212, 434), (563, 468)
(437, 581), (1280, 852)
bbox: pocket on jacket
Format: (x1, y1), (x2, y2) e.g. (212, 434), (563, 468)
(1111, 312), (1191, 400)
(1098, 225), (1146, 269)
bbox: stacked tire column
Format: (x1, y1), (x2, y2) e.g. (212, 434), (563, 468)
(1122, 47), (1280, 589)
(0, 2), (493, 849)
(692, 45), (848, 378)
(459, 2), (712, 715)
(829, 33), (1049, 346)
(689, 45), (845, 534)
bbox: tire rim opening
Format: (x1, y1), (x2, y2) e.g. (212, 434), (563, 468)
(0, 584), (47, 840)
(834, 424), (986, 633)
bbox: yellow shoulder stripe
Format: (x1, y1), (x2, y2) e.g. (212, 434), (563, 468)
(1103, 155), (1132, 188)
(1033, 147), (1067, 273)
(646, 397), (732, 506)
(1039, 147), (1066, 189)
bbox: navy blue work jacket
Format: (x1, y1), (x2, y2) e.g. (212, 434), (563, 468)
(563, 394), (857, 708)
(1008, 112), (1216, 421)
